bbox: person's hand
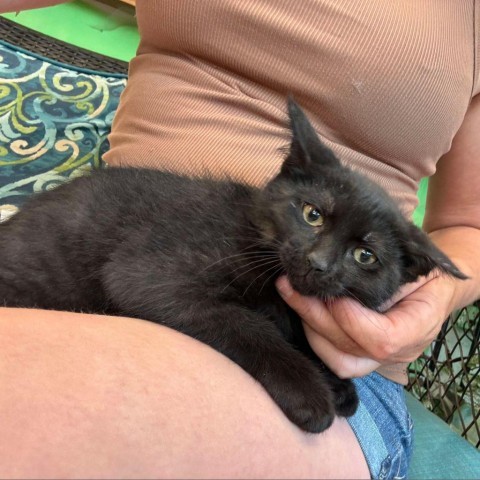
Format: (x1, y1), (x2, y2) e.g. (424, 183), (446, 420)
(275, 272), (459, 378)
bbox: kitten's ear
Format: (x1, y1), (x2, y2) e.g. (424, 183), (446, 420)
(402, 224), (468, 282)
(281, 98), (340, 177)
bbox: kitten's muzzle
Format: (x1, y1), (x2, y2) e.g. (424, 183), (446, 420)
(306, 251), (330, 273)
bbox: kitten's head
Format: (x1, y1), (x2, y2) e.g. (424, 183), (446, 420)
(255, 99), (466, 310)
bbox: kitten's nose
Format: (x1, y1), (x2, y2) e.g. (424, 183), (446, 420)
(307, 252), (329, 272)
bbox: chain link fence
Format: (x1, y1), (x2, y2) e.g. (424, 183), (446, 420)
(408, 301), (480, 448)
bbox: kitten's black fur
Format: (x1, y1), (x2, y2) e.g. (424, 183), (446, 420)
(0, 100), (466, 433)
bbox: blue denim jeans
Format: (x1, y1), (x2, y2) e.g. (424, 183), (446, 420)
(347, 372), (414, 480)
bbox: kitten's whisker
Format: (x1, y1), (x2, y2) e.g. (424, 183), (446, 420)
(241, 262), (283, 297)
(202, 251), (278, 271)
(219, 232), (281, 251)
(228, 252), (278, 263)
(235, 258), (281, 279)
(342, 287), (367, 310)
(221, 234), (283, 250)
(220, 258), (281, 294)
(229, 256), (281, 275)
(343, 287), (390, 336)
(259, 265), (285, 294)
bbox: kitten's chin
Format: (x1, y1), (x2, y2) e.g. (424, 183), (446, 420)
(288, 277), (386, 310)
(287, 272), (344, 301)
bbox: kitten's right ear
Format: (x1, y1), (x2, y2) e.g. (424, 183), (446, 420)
(402, 224), (469, 283)
(281, 97), (340, 178)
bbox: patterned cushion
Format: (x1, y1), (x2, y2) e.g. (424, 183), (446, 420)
(0, 41), (127, 208)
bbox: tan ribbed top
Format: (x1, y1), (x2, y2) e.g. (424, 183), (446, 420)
(104, 1), (480, 383)
(106, 0), (479, 218)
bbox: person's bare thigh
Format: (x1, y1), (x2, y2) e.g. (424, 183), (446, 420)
(0, 308), (369, 479)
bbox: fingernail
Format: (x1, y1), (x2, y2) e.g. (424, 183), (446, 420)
(276, 276), (293, 298)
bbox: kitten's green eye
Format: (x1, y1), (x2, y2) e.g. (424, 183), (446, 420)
(353, 247), (378, 265)
(302, 203), (324, 227)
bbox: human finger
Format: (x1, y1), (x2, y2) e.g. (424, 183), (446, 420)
(328, 276), (453, 362)
(378, 271), (440, 312)
(303, 322), (381, 378)
(276, 276), (366, 356)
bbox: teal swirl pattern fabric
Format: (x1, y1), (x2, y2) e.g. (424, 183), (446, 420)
(0, 41), (127, 208)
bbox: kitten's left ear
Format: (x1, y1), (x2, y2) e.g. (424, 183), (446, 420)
(402, 224), (468, 282)
(281, 98), (340, 177)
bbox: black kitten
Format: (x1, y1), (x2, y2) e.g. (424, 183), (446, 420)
(0, 100), (465, 433)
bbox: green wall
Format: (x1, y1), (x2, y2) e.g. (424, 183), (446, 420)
(1, 0), (139, 61)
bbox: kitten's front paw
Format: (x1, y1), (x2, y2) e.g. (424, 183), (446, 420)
(265, 364), (336, 433)
(279, 387), (335, 433)
(331, 378), (359, 418)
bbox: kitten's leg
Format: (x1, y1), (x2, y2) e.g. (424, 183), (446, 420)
(297, 352), (358, 418)
(178, 304), (337, 434)
(288, 317), (359, 418)
(302, 348), (358, 418)
(111, 298), (335, 433)
(322, 371), (358, 417)
(101, 255), (335, 433)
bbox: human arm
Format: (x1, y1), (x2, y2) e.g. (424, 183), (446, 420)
(422, 93), (480, 306)
(0, 0), (67, 13)
(276, 94), (480, 379)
